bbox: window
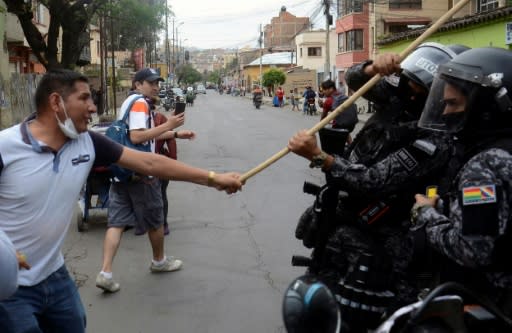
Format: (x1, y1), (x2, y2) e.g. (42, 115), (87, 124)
(347, 30), (363, 51)
(338, 30), (363, 52)
(478, 0), (499, 13)
(338, 32), (345, 52)
(389, 0), (422, 9)
(300, 48), (303, 58)
(308, 47), (322, 57)
(35, 2), (45, 24)
(337, 0), (363, 17)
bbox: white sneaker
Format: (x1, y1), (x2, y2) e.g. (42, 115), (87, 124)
(95, 273), (120, 293)
(150, 257), (183, 273)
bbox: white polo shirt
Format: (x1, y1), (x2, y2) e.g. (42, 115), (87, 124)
(0, 121), (123, 286)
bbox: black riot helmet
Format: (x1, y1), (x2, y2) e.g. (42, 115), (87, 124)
(282, 275), (341, 333)
(418, 47), (512, 136)
(396, 42), (470, 117)
(400, 42), (469, 90)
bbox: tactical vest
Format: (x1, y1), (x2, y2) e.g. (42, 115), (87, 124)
(345, 120), (418, 167)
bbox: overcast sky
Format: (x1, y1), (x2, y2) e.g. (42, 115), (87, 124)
(169, 0), (327, 49)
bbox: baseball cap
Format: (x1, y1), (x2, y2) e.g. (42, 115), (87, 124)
(133, 68), (164, 83)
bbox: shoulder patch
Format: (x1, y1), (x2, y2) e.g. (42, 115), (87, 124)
(412, 139), (437, 156)
(396, 148), (418, 172)
(462, 185), (497, 206)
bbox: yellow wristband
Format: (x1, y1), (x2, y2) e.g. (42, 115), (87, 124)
(207, 171), (216, 187)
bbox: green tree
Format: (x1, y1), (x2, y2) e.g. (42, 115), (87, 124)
(262, 68), (286, 93)
(5, 0), (108, 70)
(5, 0), (167, 70)
(109, 0), (168, 52)
(208, 70), (221, 86)
(176, 65), (202, 85)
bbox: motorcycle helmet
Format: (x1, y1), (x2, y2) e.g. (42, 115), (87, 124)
(282, 275), (341, 333)
(418, 47), (512, 135)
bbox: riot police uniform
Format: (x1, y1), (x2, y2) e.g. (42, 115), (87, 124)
(413, 47), (512, 316)
(293, 44), (470, 325)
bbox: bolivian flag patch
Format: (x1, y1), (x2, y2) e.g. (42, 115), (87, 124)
(462, 185), (497, 206)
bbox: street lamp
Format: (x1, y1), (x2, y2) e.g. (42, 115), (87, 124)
(173, 21), (183, 71)
(180, 38), (188, 65)
(171, 19), (183, 78)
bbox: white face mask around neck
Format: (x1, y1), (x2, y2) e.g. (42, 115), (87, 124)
(55, 97), (79, 139)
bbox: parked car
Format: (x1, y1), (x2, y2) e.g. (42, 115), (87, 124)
(196, 84), (206, 94)
(172, 87), (184, 97)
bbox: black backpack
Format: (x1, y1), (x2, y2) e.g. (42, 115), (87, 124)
(332, 93), (358, 133)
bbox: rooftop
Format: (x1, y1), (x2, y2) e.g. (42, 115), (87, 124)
(246, 52), (294, 67)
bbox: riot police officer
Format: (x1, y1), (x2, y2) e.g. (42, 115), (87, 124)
(287, 43), (470, 329)
(411, 47), (512, 316)
(344, 42), (468, 166)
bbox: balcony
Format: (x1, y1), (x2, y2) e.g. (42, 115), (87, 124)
(6, 13), (25, 43)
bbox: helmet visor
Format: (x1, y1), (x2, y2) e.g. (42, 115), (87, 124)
(418, 74), (474, 133)
(400, 42), (458, 90)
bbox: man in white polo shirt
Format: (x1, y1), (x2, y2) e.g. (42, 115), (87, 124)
(0, 69), (242, 333)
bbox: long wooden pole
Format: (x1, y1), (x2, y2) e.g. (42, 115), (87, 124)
(240, 0), (470, 183)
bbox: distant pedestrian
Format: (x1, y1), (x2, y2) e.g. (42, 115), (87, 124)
(276, 86), (284, 107)
(290, 89), (300, 111)
(302, 86), (316, 115)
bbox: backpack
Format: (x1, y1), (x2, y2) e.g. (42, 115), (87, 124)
(105, 94), (151, 182)
(331, 93), (358, 133)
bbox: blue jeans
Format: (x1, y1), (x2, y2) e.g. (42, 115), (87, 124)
(0, 265), (86, 333)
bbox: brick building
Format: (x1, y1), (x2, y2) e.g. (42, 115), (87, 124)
(264, 6), (309, 52)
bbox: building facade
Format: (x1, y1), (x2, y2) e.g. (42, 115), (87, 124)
(264, 6), (309, 52)
(295, 29), (337, 85)
(378, 5), (512, 52)
(334, 0), (446, 85)
(5, 0), (50, 74)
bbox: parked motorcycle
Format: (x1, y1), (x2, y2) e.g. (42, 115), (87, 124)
(162, 95), (175, 111)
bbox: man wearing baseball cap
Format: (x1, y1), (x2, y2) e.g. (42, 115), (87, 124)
(133, 68), (165, 84)
(96, 68), (190, 292)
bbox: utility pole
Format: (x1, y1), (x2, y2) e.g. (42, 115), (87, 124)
(259, 24), (263, 87)
(99, 12), (106, 115)
(172, 18), (175, 78)
(110, 0), (117, 113)
(324, 0), (331, 80)
(165, 0), (170, 79)
(102, 14), (109, 114)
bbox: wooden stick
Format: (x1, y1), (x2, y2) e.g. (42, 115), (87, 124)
(240, 0), (470, 183)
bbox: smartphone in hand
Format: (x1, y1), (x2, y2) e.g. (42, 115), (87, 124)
(174, 102), (186, 115)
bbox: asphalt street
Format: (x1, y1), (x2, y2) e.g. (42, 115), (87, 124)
(63, 91), (370, 333)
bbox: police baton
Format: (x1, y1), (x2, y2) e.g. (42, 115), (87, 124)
(240, 0), (470, 183)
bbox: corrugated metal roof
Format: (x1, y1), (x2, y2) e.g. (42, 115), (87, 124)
(247, 52), (293, 66)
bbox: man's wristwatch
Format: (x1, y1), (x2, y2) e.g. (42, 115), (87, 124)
(309, 151), (329, 168)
